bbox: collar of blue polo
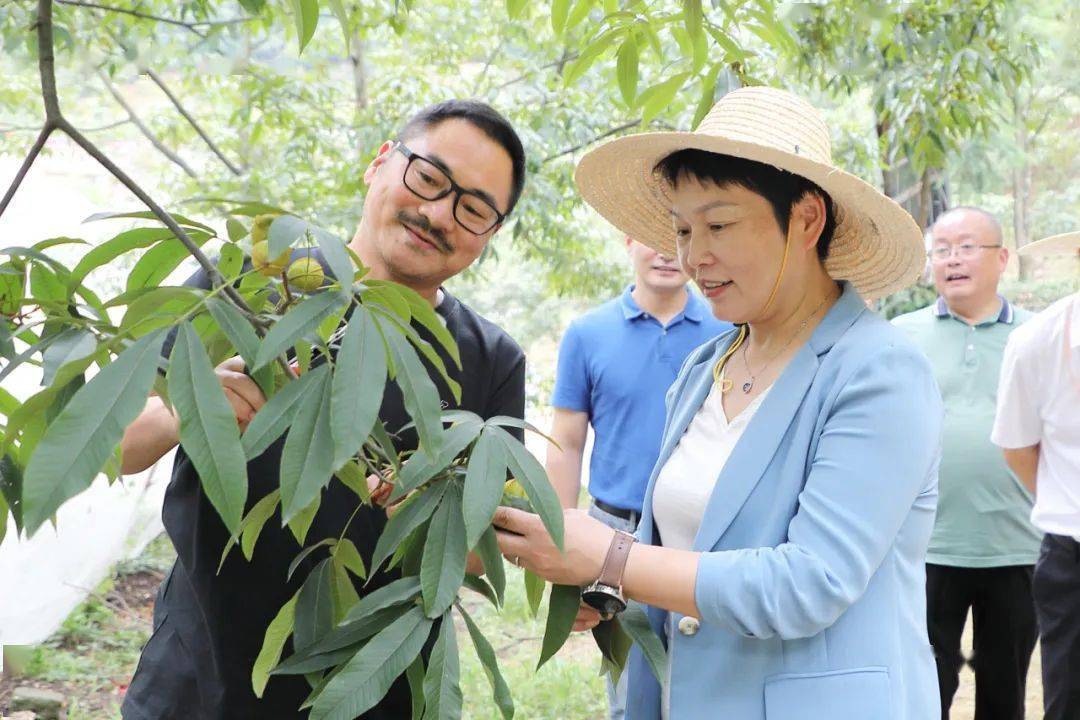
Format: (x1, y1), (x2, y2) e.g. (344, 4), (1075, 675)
(620, 284), (704, 323)
(933, 294), (1014, 325)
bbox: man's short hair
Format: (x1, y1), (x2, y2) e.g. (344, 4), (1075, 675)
(399, 100), (526, 216)
(655, 149), (838, 262)
(930, 206), (1003, 245)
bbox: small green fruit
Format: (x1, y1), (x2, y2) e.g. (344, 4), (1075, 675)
(251, 240), (290, 278)
(286, 257), (325, 292)
(250, 213), (278, 245)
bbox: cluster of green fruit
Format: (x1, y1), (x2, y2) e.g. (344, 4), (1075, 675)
(249, 214), (325, 292)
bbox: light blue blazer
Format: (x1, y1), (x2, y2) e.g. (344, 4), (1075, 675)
(626, 282), (943, 720)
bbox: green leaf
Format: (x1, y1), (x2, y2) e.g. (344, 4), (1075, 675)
(684, 0), (703, 39)
(390, 418), (483, 503)
(242, 364), (324, 460)
(551, 0), (570, 35)
(41, 329), (97, 388)
(505, 0), (527, 20)
(489, 426), (564, 551)
(29, 263), (66, 304)
(309, 606), (434, 720)
(406, 657), (426, 720)
(461, 575), (499, 608)
(370, 482), (448, 573)
(462, 431), (508, 549)
(287, 538), (337, 581)
(168, 322), (248, 535)
(371, 307), (461, 404)
(83, 210), (216, 234)
(474, 525), (506, 606)
(566, 0), (593, 31)
(327, 0), (351, 49)
(226, 217), (248, 242)
(422, 614), (462, 720)
(204, 297), (260, 370)
(616, 35), (639, 107)
(619, 602), (667, 682)
(692, 63), (721, 129)
(333, 538), (367, 580)
(268, 214), (308, 258)
(289, 0), (320, 54)
(67, 228), (174, 291)
(290, 605), (410, 668)
(241, 489), (280, 560)
(330, 307), (386, 470)
(119, 286), (204, 339)
(592, 618), (633, 683)
(294, 559), (335, 651)
(523, 569), (545, 618)
(421, 482), (468, 617)
(383, 325), (443, 458)
(314, 231), (355, 294)
(22, 329), (167, 534)
(218, 243), (244, 280)
(253, 291), (345, 371)
(252, 591), (299, 697)
(126, 234), (211, 294)
(0, 454), (24, 535)
(288, 495), (321, 545)
(537, 583), (581, 669)
(640, 73), (691, 126)
(343, 575), (422, 625)
(399, 286), (460, 370)
(280, 365), (336, 522)
(457, 604), (514, 719)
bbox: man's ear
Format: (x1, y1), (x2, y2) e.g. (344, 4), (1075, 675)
(363, 141), (396, 185)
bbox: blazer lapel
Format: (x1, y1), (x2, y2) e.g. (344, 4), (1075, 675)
(691, 282), (867, 552)
(690, 345), (818, 551)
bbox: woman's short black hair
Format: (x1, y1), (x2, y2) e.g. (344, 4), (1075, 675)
(399, 100), (526, 215)
(655, 149), (837, 261)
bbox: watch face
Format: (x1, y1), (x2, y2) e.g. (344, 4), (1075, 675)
(582, 588), (627, 619)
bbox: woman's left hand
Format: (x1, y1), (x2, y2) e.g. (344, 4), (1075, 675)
(492, 506), (616, 587)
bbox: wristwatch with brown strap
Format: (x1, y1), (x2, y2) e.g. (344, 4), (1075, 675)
(582, 529), (636, 620)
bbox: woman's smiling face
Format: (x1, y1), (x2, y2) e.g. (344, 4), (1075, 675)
(670, 178), (790, 324)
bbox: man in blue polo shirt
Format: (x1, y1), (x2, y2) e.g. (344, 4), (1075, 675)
(546, 235), (730, 719)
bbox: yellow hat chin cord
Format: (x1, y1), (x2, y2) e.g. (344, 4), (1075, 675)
(711, 233), (792, 391)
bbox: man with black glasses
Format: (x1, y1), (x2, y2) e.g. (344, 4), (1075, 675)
(893, 206), (1040, 720)
(119, 100), (528, 719)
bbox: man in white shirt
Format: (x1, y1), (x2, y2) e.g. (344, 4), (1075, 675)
(992, 230), (1080, 720)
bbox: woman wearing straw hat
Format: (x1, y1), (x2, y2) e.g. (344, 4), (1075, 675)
(494, 86), (943, 719)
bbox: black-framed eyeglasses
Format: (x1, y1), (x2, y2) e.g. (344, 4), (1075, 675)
(394, 143), (506, 235)
(928, 243), (1003, 262)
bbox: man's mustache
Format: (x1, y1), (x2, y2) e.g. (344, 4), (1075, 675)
(397, 210), (451, 253)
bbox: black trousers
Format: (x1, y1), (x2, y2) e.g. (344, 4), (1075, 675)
(926, 563), (1038, 720)
(1033, 534), (1080, 720)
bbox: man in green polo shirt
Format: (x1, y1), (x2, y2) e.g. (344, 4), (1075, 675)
(893, 206), (1041, 720)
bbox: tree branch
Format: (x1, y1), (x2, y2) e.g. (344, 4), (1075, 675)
(55, 0), (208, 38)
(542, 120), (641, 164)
(98, 70), (199, 178)
(144, 67), (243, 176)
(0, 126), (55, 217)
(58, 115), (262, 323)
(3, 0), (261, 324)
(0, 119), (132, 133)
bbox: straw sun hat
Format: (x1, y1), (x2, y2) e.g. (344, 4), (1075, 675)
(1019, 231), (1080, 257)
(574, 86), (925, 301)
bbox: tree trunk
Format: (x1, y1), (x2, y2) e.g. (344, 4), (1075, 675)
(1012, 91), (1033, 281)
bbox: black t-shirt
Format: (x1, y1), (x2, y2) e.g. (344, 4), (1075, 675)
(121, 250), (525, 720)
